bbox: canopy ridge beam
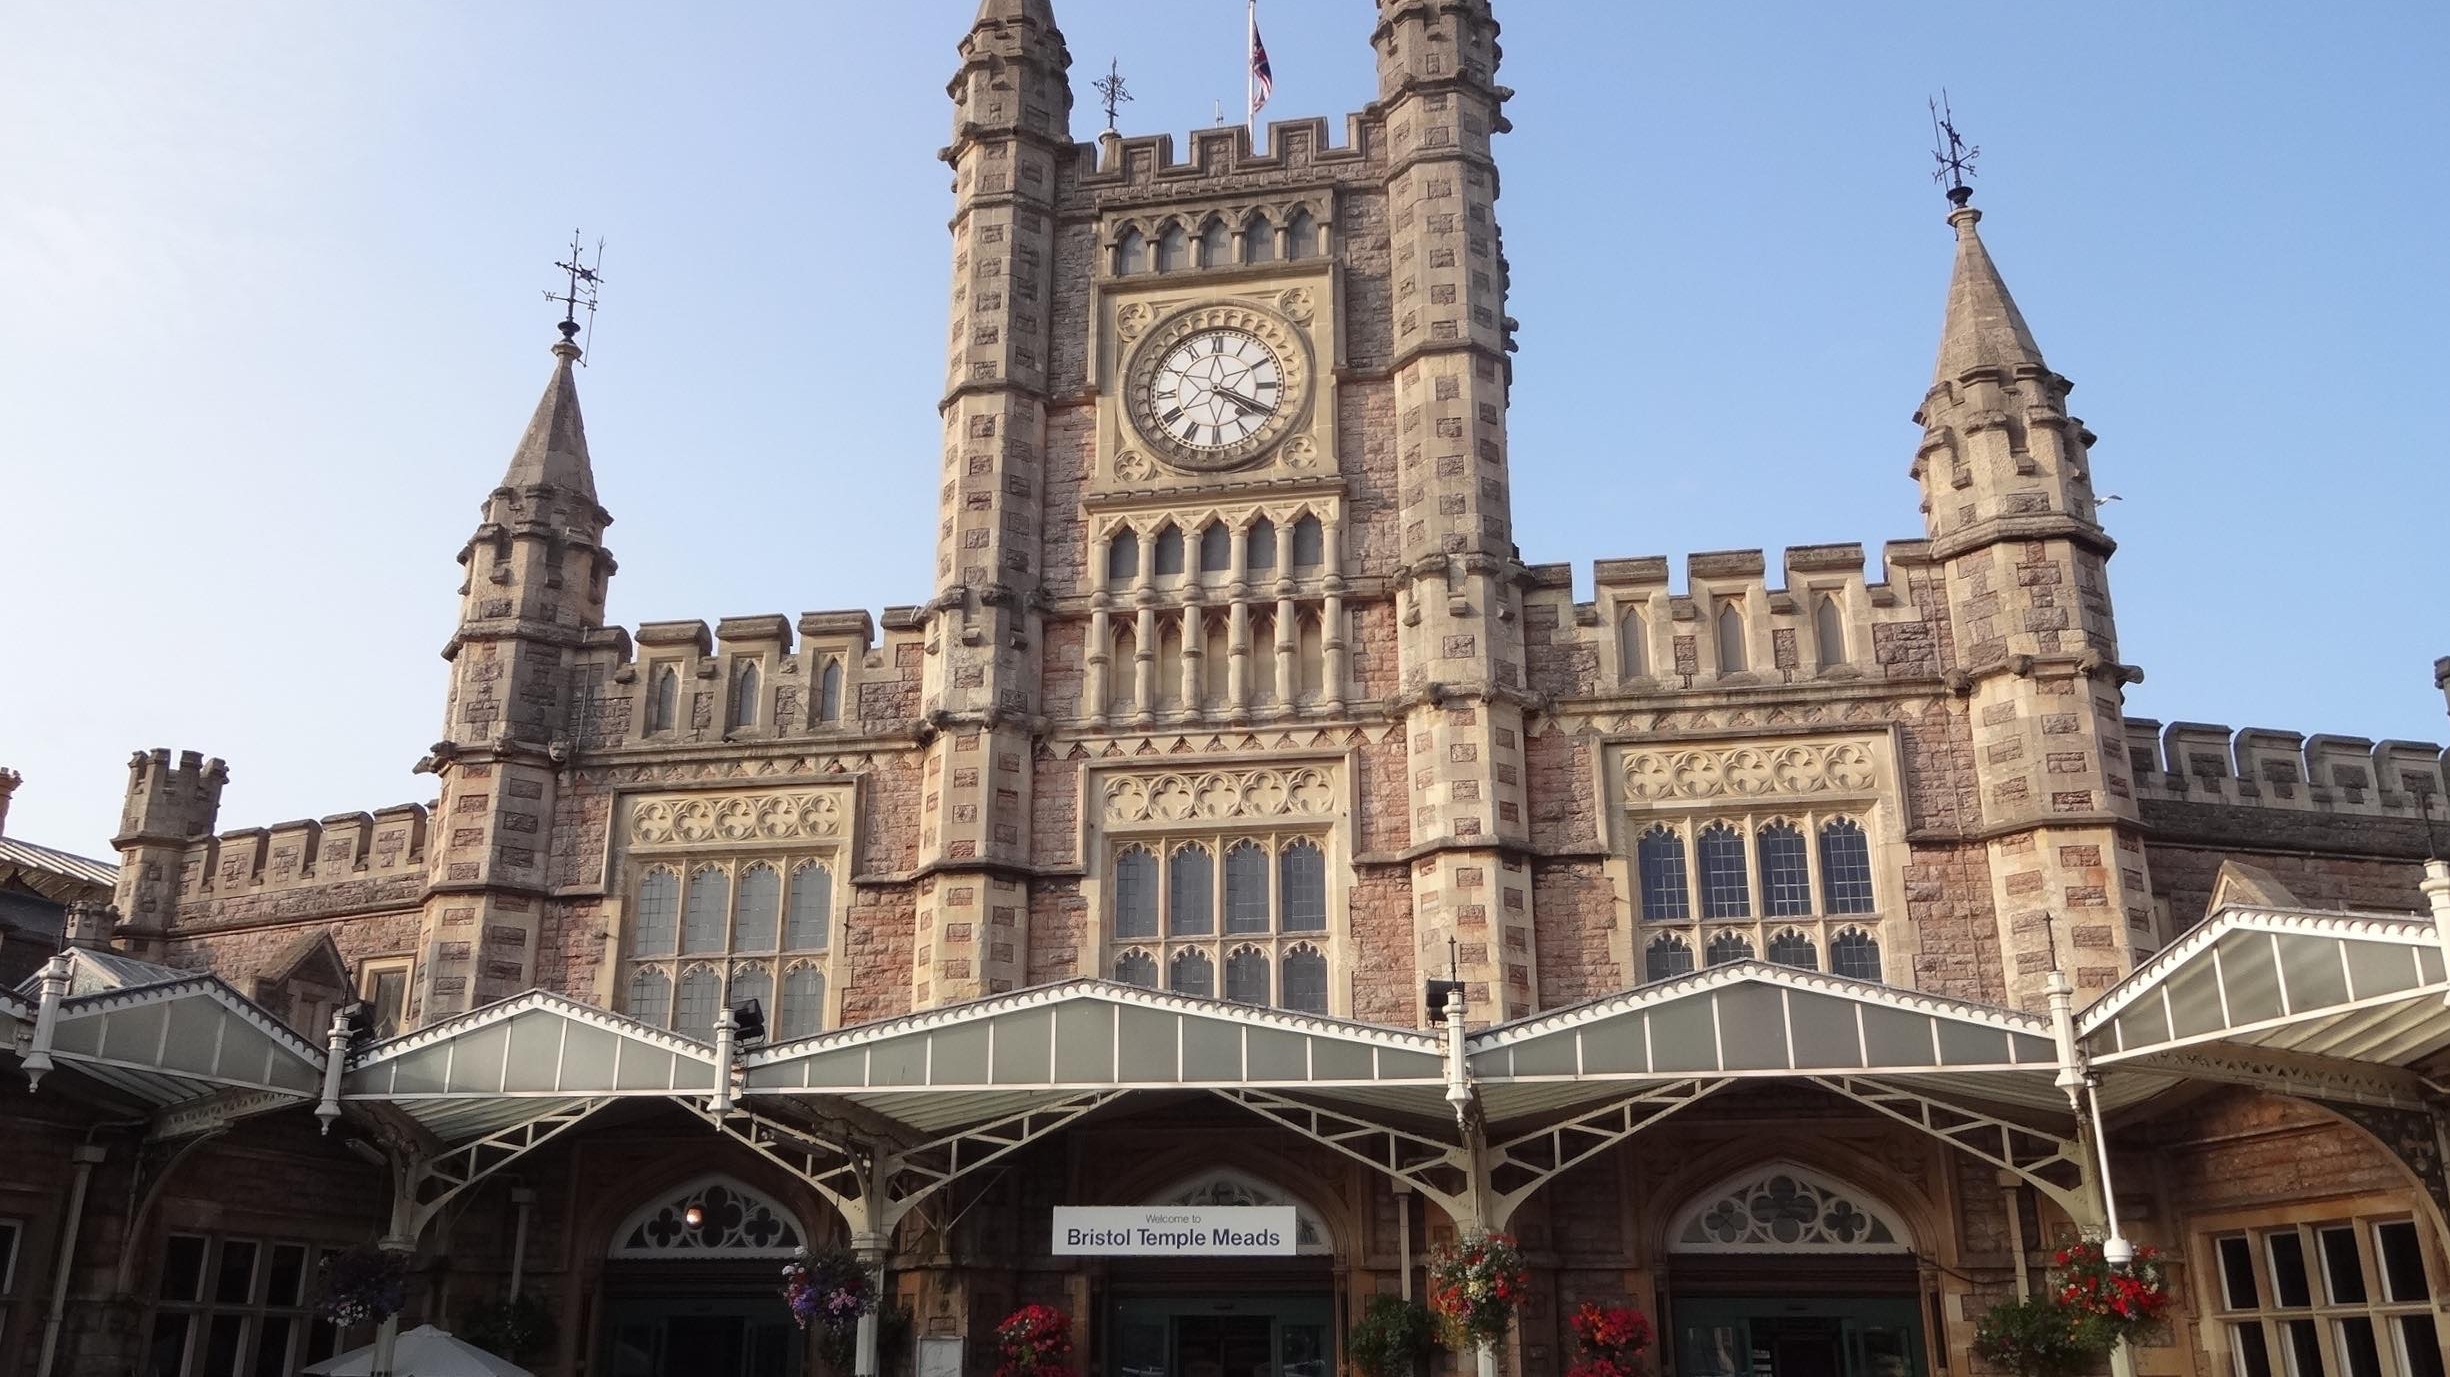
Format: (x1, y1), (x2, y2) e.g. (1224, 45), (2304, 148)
(684, 1099), (867, 1217)
(878, 1091), (1124, 1233)
(1486, 1078), (1731, 1227)
(2128, 1044), (2434, 1112)
(1810, 1075), (2089, 1217)
(405, 1097), (608, 1238)
(1214, 1088), (1473, 1220)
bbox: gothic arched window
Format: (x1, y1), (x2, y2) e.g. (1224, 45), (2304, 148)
(1757, 822), (1810, 917)
(1225, 946), (1270, 1005)
(779, 965), (825, 1038)
(1246, 518), (1277, 571)
(1243, 214), (1277, 265)
(1109, 624), (1137, 710)
(1715, 602), (1747, 673)
(1245, 612), (1275, 706)
(1279, 839), (1327, 932)
(682, 866), (730, 954)
(818, 659), (844, 723)
(1114, 846), (1159, 938)
(1698, 823), (1750, 919)
(1290, 515), (1324, 568)
(1830, 928), (1883, 982)
(1705, 931), (1755, 967)
(1618, 606), (1646, 679)
(1153, 524), (1186, 577)
(1113, 949), (1157, 989)
(1114, 227), (1147, 275)
(1224, 841), (1270, 933)
(734, 864), (780, 951)
(634, 867), (679, 956)
(1169, 947), (1214, 999)
(1155, 625), (1185, 711)
(731, 662), (760, 729)
(1815, 594), (1847, 668)
(1645, 934), (1694, 983)
(1199, 217), (1232, 267)
(1284, 208), (1316, 260)
(1819, 819), (1876, 914)
(649, 666), (680, 733)
(629, 967), (671, 1027)
(1155, 221), (1189, 272)
(1199, 522), (1232, 574)
(1281, 944), (1328, 1013)
(1637, 825), (1690, 922)
(729, 965), (773, 1024)
(1295, 613), (1325, 701)
(1767, 929), (1818, 970)
(1106, 529), (1141, 585)
(1169, 844), (1215, 936)
(676, 965), (722, 1035)
(785, 863), (831, 950)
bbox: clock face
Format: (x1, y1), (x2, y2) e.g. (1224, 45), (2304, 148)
(1146, 328), (1284, 451)
(1123, 309), (1309, 472)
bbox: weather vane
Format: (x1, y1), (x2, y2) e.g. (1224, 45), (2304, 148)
(1092, 58), (1132, 133)
(544, 230), (605, 361)
(1929, 91), (1980, 206)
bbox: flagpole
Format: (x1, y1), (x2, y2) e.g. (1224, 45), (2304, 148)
(1246, 0), (1257, 144)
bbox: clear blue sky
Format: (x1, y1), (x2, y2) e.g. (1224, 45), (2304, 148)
(3, 2), (2444, 852)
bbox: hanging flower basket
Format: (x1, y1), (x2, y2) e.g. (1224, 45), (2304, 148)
(1425, 1232), (1529, 1352)
(995, 1303), (1074, 1377)
(781, 1247), (878, 1368)
(1971, 1295), (2097, 1377)
(2054, 1241), (2172, 1348)
(1563, 1302), (1653, 1377)
(315, 1244), (411, 1328)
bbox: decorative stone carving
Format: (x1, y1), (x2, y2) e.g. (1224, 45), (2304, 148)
(1113, 449), (1158, 483)
(628, 789), (847, 847)
(1115, 301), (1150, 341)
(1621, 740), (1879, 802)
(1276, 286), (1315, 324)
(1668, 1164), (1911, 1253)
(1102, 766), (1338, 825)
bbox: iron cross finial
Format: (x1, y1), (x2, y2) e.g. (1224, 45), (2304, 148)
(1092, 58), (1132, 133)
(544, 229), (606, 358)
(1930, 91), (1980, 207)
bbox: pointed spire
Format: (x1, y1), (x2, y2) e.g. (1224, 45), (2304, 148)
(500, 335), (596, 502)
(1933, 201), (2049, 384)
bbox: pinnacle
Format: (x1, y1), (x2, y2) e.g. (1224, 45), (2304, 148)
(1932, 204), (2049, 384)
(974, 0), (1055, 24)
(500, 340), (596, 501)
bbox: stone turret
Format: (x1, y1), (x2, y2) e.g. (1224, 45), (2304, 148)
(416, 330), (616, 1021)
(1373, 0), (1536, 1019)
(111, 749), (228, 953)
(910, 0), (1074, 1006)
(1913, 192), (2151, 1005)
(0, 767), (18, 836)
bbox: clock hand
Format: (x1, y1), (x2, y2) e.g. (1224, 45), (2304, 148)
(1213, 386), (1275, 415)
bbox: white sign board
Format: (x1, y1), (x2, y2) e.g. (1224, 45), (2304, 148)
(1052, 1206), (1299, 1256)
(918, 1336), (965, 1377)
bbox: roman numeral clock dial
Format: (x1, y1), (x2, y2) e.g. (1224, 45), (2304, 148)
(1123, 310), (1308, 473)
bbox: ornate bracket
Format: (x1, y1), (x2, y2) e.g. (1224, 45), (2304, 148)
(1810, 1076), (2089, 1218)
(1485, 1079), (1729, 1228)
(397, 1098), (609, 1242)
(1214, 1088), (1474, 1222)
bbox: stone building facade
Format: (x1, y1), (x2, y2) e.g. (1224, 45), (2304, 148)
(8, 7), (2450, 1377)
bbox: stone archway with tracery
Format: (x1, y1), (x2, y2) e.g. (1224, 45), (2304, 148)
(1666, 1161), (1916, 1255)
(610, 1172), (810, 1259)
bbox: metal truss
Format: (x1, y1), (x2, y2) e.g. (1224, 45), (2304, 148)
(150, 1087), (309, 1141)
(1486, 1080), (1729, 1226)
(691, 1092), (1124, 1235)
(400, 1098), (608, 1239)
(2140, 1044), (2433, 1112)
(1811, 1076), (2088, 1217)
(1214, 1088), (1473, 1220)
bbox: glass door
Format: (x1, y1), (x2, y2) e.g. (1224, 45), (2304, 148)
(1673, 1298), (1922, 1377)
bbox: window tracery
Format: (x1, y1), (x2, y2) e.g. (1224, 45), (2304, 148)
(611, 1176), (806, 1258)
(1668, 1166), (1911, 1253)
(1104, 833), (1333, 1014)
(622, 858), (836, 1035)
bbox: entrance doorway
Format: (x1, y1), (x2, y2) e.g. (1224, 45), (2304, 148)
(1670, 1298), (1921, 1377)
(1110, 1296), (1332, 1377)
(603, 1297), (803, 1377)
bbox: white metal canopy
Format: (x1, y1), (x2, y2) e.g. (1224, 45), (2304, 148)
(35, 974), (325, 1110)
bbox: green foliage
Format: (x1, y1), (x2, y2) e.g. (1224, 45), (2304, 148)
(1970, 1295), (2102, 1377)
(461, 1293), (558, 1364)
(1347, 1296), (1437, 1377)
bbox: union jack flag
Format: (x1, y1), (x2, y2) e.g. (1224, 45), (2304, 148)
(1249, 5), (1273, 117)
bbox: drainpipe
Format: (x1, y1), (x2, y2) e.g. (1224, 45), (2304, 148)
(508, 1188), (537, 1295)
(22, 951), (72, 1091)
(1393, 1180), (1413, 1302)
(35, 1138), (110, 1377)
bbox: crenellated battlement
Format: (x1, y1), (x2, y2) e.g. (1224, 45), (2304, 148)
(561, 604), (932, 749)
(1519, 540), (1952, 698)
(1075, 117), (1377, 195)
(2125, 718), (2447, 820)
(115, 747), (229, 846)
(176, 805), (431, 918)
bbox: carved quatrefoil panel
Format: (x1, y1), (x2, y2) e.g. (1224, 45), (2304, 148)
(628, 789), (846, 847)
(1102, 766), (1338, 826)
(1620, 740), (1880, 803)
